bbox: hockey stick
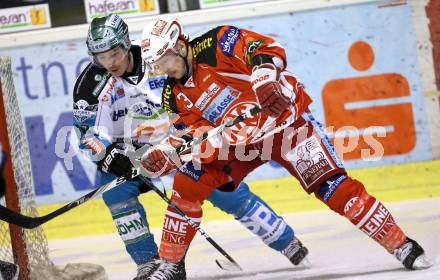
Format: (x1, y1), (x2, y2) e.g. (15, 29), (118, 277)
(0, 106), (261, 229)
(0, 174), (242, 271)
(173, 106), (261, 155)
(0, 176), (129, 229)
(134, 107), (262, 272)
(137, 174), (243, 272)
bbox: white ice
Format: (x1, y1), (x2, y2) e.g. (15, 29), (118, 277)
(49, 198), (440, 280)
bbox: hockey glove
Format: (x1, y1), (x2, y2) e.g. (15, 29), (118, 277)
(98, 143), (134, 179)
(251, 63), (290, 117)
(140, 135), (185, 176)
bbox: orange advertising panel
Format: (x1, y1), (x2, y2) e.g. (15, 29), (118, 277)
(322, 41), (416, 160)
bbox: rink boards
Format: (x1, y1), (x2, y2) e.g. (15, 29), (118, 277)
(0, 1), (438, 205)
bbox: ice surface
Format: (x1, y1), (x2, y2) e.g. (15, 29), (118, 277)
(49, 198), (440, 280)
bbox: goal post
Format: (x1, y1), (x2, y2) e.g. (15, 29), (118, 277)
(0, 56), (106, 279)
(1, 55), (38, 280)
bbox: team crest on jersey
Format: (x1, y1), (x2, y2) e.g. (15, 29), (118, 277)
(74, 100), (98, 113)
(73, 100), (97, 123)
(287, 135), (334, 189)
(76, 100), (89, 110)
(221, 102), (260, 145)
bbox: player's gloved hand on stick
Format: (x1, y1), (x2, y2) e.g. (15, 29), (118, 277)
(140, 135), (185, 176)
(251, 63), (290, 117)
(98, 143), (134, 179)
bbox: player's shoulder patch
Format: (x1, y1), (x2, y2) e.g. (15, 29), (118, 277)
(162, 78), (179, 114)
(73, 62), (111, 104)
(190, 26), (221, 67)
(218, 25), (240, 57)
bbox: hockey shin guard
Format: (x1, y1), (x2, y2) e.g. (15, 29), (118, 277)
(317, 175), (407, 253)
(159, 195), (202, 263)
(209, 182), (294, 251)
(107, 198), (158, 264)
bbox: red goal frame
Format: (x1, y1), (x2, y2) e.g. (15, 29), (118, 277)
(0, 78), (30, 280)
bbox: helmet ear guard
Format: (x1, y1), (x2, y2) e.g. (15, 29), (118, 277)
(177, 41), (188, 57)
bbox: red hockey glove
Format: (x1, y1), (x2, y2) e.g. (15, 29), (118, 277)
(140, 135), (185, 176)
(251, 63), (290, 117)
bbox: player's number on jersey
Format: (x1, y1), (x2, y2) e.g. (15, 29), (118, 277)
(177, 92), (193, 109)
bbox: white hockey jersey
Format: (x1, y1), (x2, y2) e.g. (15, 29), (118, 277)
(73, 44), (169, 162)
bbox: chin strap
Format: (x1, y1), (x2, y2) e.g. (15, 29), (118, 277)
(123, 51), (134, 76)
(178, 42), (192, 80)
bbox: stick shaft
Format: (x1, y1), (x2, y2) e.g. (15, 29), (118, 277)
(137, 175), (242, 270)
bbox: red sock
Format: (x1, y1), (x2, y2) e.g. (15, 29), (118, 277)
(159, 196), (202, 262)
(323, 178), (407, 253)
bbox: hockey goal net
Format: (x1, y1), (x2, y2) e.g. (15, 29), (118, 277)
(0, 56), (107, 280)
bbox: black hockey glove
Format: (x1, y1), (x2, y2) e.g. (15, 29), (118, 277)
(98, 143), (134, 179)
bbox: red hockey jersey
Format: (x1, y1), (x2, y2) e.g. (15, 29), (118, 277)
(163, 25), (312, 145)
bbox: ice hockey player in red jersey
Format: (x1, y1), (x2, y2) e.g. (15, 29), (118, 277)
(74, 14), (309, 280)
(139, 18), (433, 279)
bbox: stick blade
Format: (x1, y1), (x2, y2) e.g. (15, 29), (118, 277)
(215, 259), (242, 271)
(298, 256), (312, 269)
(0, 205), (41, 229)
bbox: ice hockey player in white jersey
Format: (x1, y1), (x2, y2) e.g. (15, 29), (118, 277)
(73, 14), (308, 279)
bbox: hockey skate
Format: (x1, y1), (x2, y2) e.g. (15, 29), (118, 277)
(147, 259), (186, 280)
(281, 237), (310, 267)
(133, 256), (161, 280)
(0, 260), (19, 280)
(394, 237), (433, 270)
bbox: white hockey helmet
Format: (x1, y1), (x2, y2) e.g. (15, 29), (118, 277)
(141, 18), (187, 64)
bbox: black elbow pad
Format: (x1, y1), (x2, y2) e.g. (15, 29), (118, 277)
(252, 54), (275, 66)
